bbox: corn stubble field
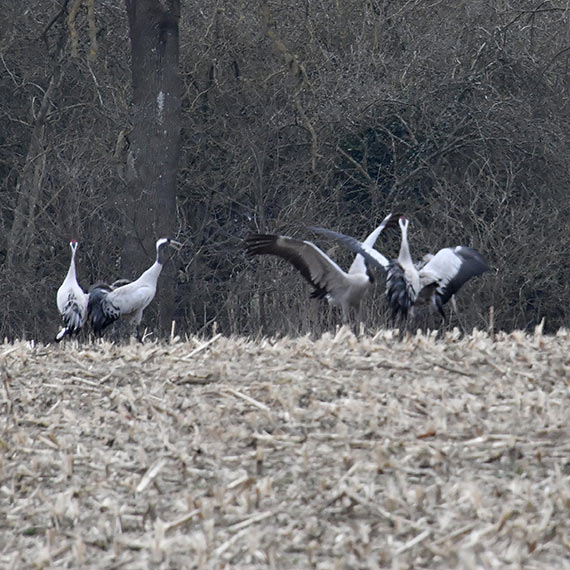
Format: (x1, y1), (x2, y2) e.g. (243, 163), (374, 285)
(1, 327), (570, 569)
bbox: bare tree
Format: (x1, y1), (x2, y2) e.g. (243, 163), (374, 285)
(3, 0), (570, 339)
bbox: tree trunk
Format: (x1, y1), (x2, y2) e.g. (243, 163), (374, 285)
(124, 0), (181, 337)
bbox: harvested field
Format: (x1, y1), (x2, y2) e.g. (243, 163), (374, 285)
(1, 327), (570, 569)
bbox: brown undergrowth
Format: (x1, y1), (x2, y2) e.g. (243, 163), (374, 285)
(1, 327), (569, 568)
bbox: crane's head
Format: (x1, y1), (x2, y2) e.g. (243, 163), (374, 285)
(399, 216), (409, 232)
(69, 239), (79, 253)
(156, 237), (183, 251)
(156, 237), (183, 264)
(381, 213), (402, 231)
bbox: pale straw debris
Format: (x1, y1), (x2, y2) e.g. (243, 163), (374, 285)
(0, 330), (570, 567)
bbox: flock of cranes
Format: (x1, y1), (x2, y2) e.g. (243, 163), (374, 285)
(55, 213), (488, 341)
(244, 213), (489, 332)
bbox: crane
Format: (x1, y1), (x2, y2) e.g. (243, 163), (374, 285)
(310, 216), (489, 322)
(55, 240), (88, 342)
(88, 237), (182, 341)
(244, 213), (394, 331)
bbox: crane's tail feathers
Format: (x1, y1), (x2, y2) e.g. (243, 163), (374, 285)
(386, 262), (416, 319)
(62, 302), (85, 333)
(88, 286), (119, 334)
(57, 300), (86, 342)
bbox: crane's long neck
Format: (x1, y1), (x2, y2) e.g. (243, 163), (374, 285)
(66, 249), (77, 281)
(398, 222), (421, 295)
(157, 244), (167, 265)
(139, 259), (163, 285)
(399, 224), (414, 268)
(137, 245), (167, 285)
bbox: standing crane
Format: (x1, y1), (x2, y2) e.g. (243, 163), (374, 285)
(88, 237), (182, 341)
(55, 240), (88, 342)
(244, 213), (395, 332)
(310, 216), (489, 322)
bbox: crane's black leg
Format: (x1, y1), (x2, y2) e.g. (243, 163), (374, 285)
(434, 296), (446, 320)
(434, 296), (451, 337)
(449, 296), (466, 335)
(390, 307), (401, 331)
(353, 304), (363, 338)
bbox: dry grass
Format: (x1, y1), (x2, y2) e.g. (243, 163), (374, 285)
(1, 326), (570, 569)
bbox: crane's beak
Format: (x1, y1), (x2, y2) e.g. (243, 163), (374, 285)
(385, 213), (402, 229)
(168, 239), (183, 251)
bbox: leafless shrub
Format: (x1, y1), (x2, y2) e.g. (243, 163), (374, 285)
(2, 1), (570, 339)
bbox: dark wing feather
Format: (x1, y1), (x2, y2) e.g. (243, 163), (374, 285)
(62, 299), (84, 333)
(55, 294), (86, 342)
(307, 227), (389, 273)
(55, 299), (84, 341)
(244, 234), (330, 298)
(435, 247), (489, 306)
(88, 284), (121, 334)
(386, 261), (416, 319)
(245, 234), (314, 283)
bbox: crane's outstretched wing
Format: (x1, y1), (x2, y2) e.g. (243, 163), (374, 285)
(244, 233), (352, 300)
(307, 227), (390, 273)
(421, 246), (489, 306)
(347, 213), (394, 275)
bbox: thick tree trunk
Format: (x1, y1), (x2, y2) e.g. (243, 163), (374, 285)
(124, 0), (181, 337)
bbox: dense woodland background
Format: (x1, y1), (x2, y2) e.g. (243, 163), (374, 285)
(1, 0), (570, 341)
